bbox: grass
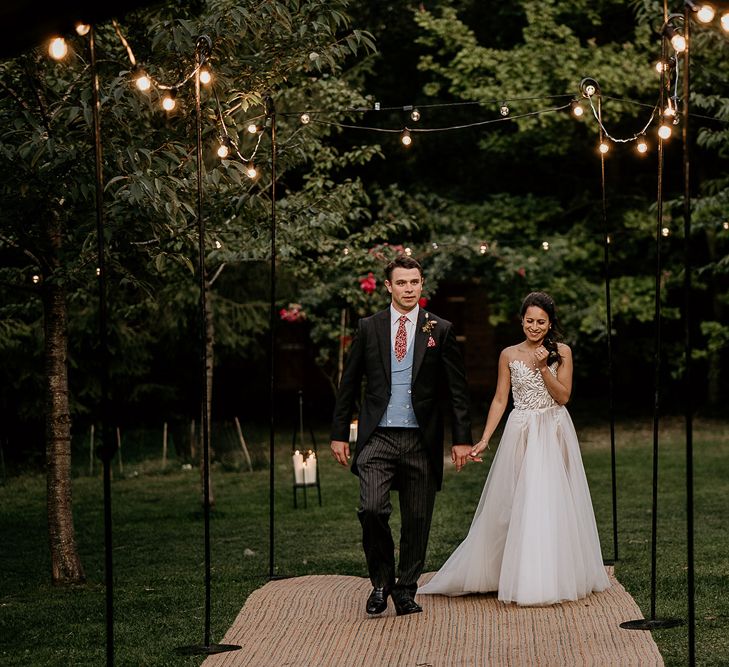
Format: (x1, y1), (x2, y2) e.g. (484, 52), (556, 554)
(0, 417), (727, 666)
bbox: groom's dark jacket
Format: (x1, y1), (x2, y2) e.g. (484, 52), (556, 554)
(330, 307), (472, 490)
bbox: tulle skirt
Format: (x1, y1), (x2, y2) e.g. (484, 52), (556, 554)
(419, 405), (610, 605)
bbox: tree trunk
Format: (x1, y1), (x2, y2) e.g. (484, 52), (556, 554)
(200, 283), (215, 506)
(43, 214), (85, 584)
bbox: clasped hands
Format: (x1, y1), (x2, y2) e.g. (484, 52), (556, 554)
(451, 440), (489, 472)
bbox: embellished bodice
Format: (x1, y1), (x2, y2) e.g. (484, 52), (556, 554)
(508, 359), (559, 411)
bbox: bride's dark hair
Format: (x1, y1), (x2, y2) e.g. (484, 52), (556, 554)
(520, 292), (564, 366)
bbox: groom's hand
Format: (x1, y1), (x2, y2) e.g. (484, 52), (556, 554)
(451, 444), (473, 472)
(330, 440), (350, 466)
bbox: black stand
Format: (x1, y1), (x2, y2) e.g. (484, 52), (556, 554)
(591, 80), (619, 566)
(291, 390), (322, 509)
(88, 26), (116, 667)
(680, 8), (696, 662)
(175, 36), (240, 657)
(266, 96), (278, 580)
(620, 30), (682, 633)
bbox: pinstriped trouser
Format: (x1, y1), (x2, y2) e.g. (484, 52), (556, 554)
(356, 427), (437, 594)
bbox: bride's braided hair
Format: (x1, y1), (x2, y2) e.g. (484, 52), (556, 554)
(520, 292), (563, 366)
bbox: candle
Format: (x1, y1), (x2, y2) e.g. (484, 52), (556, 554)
(303, 451), (317, 485)
(292, 450), (304, 484)
(349, 420), (358, 445)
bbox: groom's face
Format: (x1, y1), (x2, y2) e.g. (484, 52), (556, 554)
(385, 267), (423, 314)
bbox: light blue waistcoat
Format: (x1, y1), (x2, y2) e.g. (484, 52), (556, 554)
(378, 337), (419, 428)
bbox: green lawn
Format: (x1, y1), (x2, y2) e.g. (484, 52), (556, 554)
(1, 418), (727, 666)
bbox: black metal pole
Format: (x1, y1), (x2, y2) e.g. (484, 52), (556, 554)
(89, 24), (115, 667)
(597, 95), (619, 565)
(176, 35), (240, 656)
(681, 7), (696, 663)
(621, 27), (682, 632)
(267, 96), (277, 580)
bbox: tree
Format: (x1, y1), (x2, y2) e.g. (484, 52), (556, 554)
(0, 0), (377, 578)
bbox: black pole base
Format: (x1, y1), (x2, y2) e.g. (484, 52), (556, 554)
(603, 558), (617, 566)
(620, 618), (683, 631)
(175, 643), (241, 656)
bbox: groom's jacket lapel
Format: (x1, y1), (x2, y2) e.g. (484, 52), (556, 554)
(412, 309), (427, 383)
(374, 309), (391, 387)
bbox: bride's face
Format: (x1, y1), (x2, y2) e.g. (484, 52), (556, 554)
(522, 306), (550, 344)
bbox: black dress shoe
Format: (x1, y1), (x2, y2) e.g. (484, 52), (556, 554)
(391, 590), (422, 616)
(366, 587), (389, 615)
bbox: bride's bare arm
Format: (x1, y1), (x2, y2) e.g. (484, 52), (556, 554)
(469, 350), (511, 460)
(539, 343), (572, 405)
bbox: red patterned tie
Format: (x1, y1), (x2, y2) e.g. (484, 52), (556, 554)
(395, 315), (408, 361)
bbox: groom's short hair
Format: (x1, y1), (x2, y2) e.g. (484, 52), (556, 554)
(385, 256), (424, 282)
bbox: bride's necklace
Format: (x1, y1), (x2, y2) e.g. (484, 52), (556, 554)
(517, 344), (540, 369)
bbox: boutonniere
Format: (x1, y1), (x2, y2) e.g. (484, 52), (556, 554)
(421, 314), (437, 335)
(422, 314), (437, 347)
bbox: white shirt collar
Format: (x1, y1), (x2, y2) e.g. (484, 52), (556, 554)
(390, 304), (419, 326)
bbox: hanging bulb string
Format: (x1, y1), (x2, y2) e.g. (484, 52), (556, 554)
(304, 103), (571, 134)
(112, 19), (207, 91)
(213, 89), (264, 163)
(602, 95), (729, 125)
(587, 94), (659, 143)
(277, 93), (575, 117)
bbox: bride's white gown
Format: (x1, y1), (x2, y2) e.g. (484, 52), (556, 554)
(419, 359), (610, 605)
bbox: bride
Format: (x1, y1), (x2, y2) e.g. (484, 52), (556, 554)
(419, 292), (610, 605)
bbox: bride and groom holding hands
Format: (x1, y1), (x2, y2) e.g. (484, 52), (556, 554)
(329, 256), (610, 616)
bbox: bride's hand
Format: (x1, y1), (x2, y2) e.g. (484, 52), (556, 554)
(468, 440), (488, 461)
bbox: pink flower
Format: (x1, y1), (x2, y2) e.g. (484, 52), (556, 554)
(279, 304), (306, 322)
(517, 267), (526, 278)
(418, 297), (429, 308)
(359, 272), (377, 294)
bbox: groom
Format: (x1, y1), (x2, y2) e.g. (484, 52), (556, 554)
(330, 256), (473, 616)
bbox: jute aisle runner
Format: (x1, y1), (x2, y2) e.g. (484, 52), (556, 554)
(203, 568), (663, 667)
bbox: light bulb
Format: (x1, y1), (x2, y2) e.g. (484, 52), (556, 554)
(658, 124), (672, 140)
(723, 221), (729, 230)
(411, 108), (420, 122)
(637, 137), (648, 154)
(300, 113), (310, 124)
(722, 12), (729, 32)
(671, 33), (687, 52)
(246, 163), (257, 179)
(599, 141), (610, 154)
(32, 274), (40, 284)
(75, 23), (90, 36)
(199, 68), (212, 85)
(696, 4), (715, 23)
(661, 227), (670, 237)
(217, 141), (230, 159)
(585, 84), (596, 97)
(542, 241), (550, 251)
(655, 60), (667, 73)
(570, 100), (584, 117)
(404, 247), (412, 257)
(247, 123), (258, 134)
(48, 37), (68, 60)
(499, 103), (509, 117)
(432, 242), (438, 250)
(664, 104), (676, 117)
(343, 247), (350, 255)
(135, 73), (151, 92)
(479, 243), (488, 254)
(162, 92), (176, 111)
(401, 129), (412, 147)
(96, 267), (101, 276)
